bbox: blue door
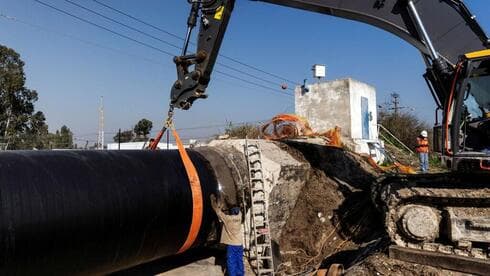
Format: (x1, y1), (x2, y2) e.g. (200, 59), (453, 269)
(361, 97), (370, 139)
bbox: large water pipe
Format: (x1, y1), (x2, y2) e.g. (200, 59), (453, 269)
(0, 149), (236, 275)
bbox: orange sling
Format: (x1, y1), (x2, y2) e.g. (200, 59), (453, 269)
(172, 127), (203, 254)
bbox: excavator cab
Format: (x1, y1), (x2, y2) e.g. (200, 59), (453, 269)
(442, 50), (490, 171)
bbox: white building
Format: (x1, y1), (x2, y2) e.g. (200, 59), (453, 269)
(296, 78), (380, 156)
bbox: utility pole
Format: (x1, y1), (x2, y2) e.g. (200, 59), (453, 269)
(391, 93), (400, 115)
(3, 98), (12, 150)
(386, 93), (414, 116)
(97, 96), (105, 150)
(388, 93), (413, 115)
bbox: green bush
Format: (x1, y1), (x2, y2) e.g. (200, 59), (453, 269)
(379, 111), (431, 151)
(224, 122), (261, 139)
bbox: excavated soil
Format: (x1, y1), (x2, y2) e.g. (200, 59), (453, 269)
(275, 141), (463, 275)
(277, 170), (344, 274)
(275, 142), (386, 274)
(346, 253), (469, 276)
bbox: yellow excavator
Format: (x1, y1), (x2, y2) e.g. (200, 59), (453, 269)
(167, 0), (490, 274)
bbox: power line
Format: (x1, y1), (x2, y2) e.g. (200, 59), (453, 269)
(63, 0), (295, 91)
(217, 62), (292, 90)
(213, 75), (291, 98)
(92, 0), (185, 42)
(97, 96), (104, 149)
(91, 0), (299, 86)
(221, 55), (297, 87)
(0, 13), (168, 66)
(0, 117), (266, 146)
(1, 12), (288, 98)
(64, 0), (182, 50)
(33, 0), (175, 56)
(32, 0), (293, 96)
(75, 118), (269, 138)
(74, 119), (270, 143)
(214, 69), (293, 97)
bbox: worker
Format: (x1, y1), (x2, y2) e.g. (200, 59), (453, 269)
(416, 130), (430, 173)
(145, 138), (155, 149)
(210, 194), (244, 276)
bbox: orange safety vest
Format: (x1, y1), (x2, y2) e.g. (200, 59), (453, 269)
(416, 137), (429, 153)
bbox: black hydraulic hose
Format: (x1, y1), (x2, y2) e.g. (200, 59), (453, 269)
(0, 150), (219, 275)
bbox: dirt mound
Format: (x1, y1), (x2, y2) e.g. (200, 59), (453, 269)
(274, 141), (460, 275)
(277, 170), (344, 274)
(275, 141), (386, 274)
(346, 253), (467, 276)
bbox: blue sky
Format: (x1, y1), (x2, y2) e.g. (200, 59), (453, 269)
(1, 0), (489, 144)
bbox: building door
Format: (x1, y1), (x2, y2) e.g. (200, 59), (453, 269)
(361, 97), (370, 139)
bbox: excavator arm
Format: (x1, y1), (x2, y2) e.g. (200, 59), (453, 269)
(170, 0), (489, 110)
(257, 0), (489, 63)
(170, 0), (234, 110)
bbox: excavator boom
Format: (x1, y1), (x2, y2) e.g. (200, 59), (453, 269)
(258, 0), (489, 64)
(170, 0), (489, 110)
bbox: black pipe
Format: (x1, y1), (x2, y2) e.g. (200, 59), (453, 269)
(0, 150), (219, 275)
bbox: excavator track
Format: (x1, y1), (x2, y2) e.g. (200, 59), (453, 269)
(375, 173), (490, 275)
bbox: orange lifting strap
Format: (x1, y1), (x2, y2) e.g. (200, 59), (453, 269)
(172, 127), (203, 254)
(261, 114), (343, 148)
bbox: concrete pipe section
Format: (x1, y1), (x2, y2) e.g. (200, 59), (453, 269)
(0, 149), (234, 275)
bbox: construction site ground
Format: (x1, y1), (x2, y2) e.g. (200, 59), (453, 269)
(382, 143), (448, 174)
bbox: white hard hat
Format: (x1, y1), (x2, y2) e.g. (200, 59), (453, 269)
(421, 130), (428, 137)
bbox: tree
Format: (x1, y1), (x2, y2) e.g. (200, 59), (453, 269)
(113, 130), (134, 143)
(49, 125), (74, 149)
(0, 45), (47, 149)
(113, 119), (153, 144)
(133, 119), (153, 142)
(58, 125), (74, 149)
(378, 111), (430, 151)
(26, 111), (49, 149)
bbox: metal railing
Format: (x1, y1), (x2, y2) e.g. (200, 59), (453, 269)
(377, 124), (415, 155)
